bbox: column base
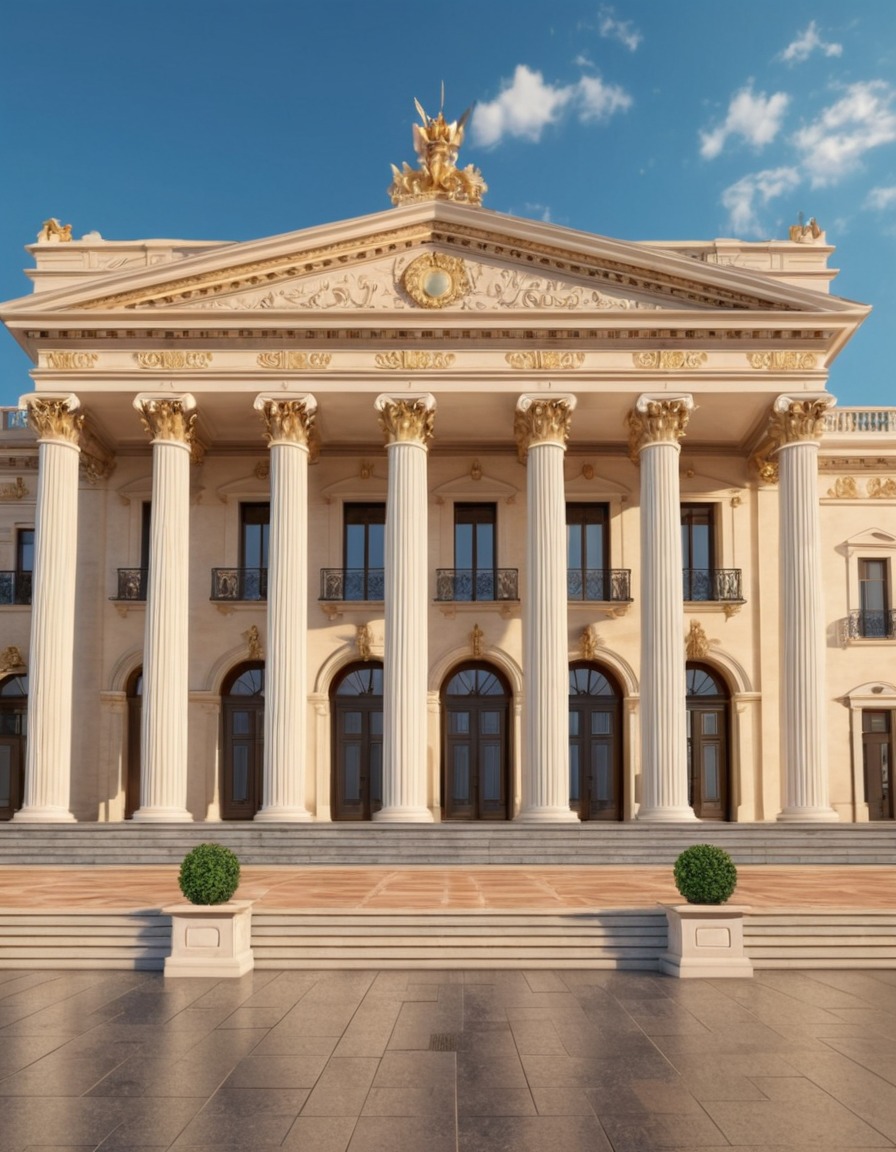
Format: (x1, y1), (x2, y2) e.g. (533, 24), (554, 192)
(777, 806), (840, 822)
(372, 806), (434, 823)
(254, 807), (313, 823)
(12, 806), (76, 823)
(637, 806), (700, 822)
(132, 807), (193, 822)
(516, 806), (580, 823)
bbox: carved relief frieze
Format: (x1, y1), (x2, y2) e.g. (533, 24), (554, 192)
(505, 351), (585, 371)
(0, 477), (28, 501)
(748, 352), (818, 371)
(632, 351), (708, 370)
(45, 352), (98, 370)
(827, 476), (860, 498)
(868, 477), (896, 499)
(373, 351), (455, 370)
(135, 351), (212, 370)
(256, 352), (332, 370)
(514, 396), (575, 462)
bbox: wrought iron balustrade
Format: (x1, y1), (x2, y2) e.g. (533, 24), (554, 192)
(435, 569), (518, 602)
(211, 568), (267, 602)
(114, 568), (148, 601)
(319, 568), (385, 601)
(567, 568), (631, 602)
(682, 569), (743, 602)
(0, 571), (31, 605)
(848, 608), (896, 640)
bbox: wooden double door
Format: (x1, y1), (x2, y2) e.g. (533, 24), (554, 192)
(568, 663), (623, 820)
(863, 710), (894, 820)
(0, 675), (27, 821)
(442, 663), (510, 820)
(686, 663), (730, 820)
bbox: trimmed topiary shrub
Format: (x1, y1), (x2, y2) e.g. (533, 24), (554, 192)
(673, 844), (737, 905)
(178, 842), (241, 905)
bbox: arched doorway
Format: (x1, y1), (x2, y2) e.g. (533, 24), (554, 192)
(863, 710), (894, 820)
(221, 662), (264, 820)
(332, 662), (383, 821)
(125, 668), (142, 819)
(568, 662), (623, 820)
(441, 663), (511, 821)
(0, 675), (27, 821)
(686, 663), (730, 820)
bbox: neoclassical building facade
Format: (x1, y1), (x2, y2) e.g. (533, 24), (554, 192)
(0, 111), (894, 826)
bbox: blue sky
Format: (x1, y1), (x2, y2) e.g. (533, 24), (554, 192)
(1, 0), (894, 407)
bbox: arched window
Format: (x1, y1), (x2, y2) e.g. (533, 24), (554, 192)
(441, 663), (510, 820)
(332, 662), (383, 821)
(221, 662), (264, 820)
(0, 675), (27, 820)
(686, 663), (730, 820)
(569, 662), (623, 820)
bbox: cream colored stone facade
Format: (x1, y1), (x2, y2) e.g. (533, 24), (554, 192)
(0, 193), (893, 826)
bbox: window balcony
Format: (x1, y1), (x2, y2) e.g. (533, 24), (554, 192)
(114, 568), (148, 601)
(211, 568), (267, 602)
(567, 568), (631, 602)
(0, 571), (31, 605)
(683, 569), (743, 603)
(320, 568), (385, 602)
(435, 569), (519, 603)
(848, 609), (896, 640)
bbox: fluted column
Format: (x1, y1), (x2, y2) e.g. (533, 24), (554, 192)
(770, 394), (838, 821)
(132, 394), (196, 822)
(629, 394), (698, 821)
(515, 394), (579, 822)
(14, 394), (81, 822)
(253, 394), (316, 821)
(373, 394), (435, 823)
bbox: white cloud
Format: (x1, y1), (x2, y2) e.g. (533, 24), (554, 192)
(700, 85), (790, 159)
(472, 64), (631, 148)
(721, 167), (801, 235)
(796, 81), (896, 186)
(598, 6), (642, 52)
(472, 65), (574, 147)
(866, 186), (896, 210)
(780, 21), (843, 64)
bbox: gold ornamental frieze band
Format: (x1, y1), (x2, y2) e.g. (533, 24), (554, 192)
(514, 396), (576, 462)
(376, 395), (436, 446)
(633, 351), (708, 370)
(374, 351), (456, 370)
(254, 396), (318, 450)
(506, 352), (585, 371)
(134, 395), (197, 446)
(748, 352), (818, 371)
(256, 352), (332, 371)
(45, 352), (98, 370)
(135, 352), (212, 370)
(25, 395), (83, 446)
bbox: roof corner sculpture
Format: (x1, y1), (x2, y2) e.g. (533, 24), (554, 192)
(389, 95), (487, 207)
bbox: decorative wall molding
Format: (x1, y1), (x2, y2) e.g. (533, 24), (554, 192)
(747, 351), (818, 371)
(45, 352), (98, 370)
(135, 351), (212, 370)
(256, 351), (332, 370)
(374, 351), (455, 370)
(633, 351), (708, 370)
(506, 351), (585, 371)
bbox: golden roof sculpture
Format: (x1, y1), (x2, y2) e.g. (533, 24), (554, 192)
(389, 95), (487, 207)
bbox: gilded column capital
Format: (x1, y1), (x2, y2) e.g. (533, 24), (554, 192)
(21, 393), (82, 447)
(254, 394), (319, 458)
(375, 393), (436, 447)
(133, 394), (197, 447)
(514, 394), (576, 463)
(626, 394), (693, 462)
(767, 393), (834, 450)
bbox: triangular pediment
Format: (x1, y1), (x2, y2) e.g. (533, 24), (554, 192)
(1, 200), (861, 321)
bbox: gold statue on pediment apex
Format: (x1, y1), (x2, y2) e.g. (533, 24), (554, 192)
(389, 94), (487, 207)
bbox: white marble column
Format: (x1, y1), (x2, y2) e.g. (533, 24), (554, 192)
(515, 394), (579, 822)
(373, 394), (435, 823)
(253, 394), (316, 821)
(770, 394), (839, 821)
(629, 394), (698, 821)
(132, 394), (196, 822)
(14, 394), (81, 822)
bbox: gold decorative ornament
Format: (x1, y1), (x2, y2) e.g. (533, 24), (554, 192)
(243, 625), (263, 660)
(582, 464), (594, 480)
(39, 218), (72, 243)
(376, 395), (436, 446)
(135, 351), (212, 370)
(253, 460), (270, 480)
(402, 252), (470, 309)
(0, 477), (28, 501)
(827, 476), (859, 499)
(626, 396), (692, 462)
(26, 395), (83, 445)
(357, 624), (373, 662)
(254, 398), (318, 454)
(45, 352), (98, 370)
(359, 460), (373, 480)
(750, 450), (780, 485)
(867, 477), (896, 499)
(470, 624), (484, 658)
(748, 352), (818, 371)
(256, 352), (332, 371)
(686, 620), (711, 659)
(0, 647), (24, 673)
(581, 625), (601, 661)
(388, 95), (487, 206)
(470, 459), (482, 481)
(789, 216), (822, 243)
(514, 396), (575, 463)
(767, 396), (832, 448)
(374, 350), (456, 370)
(632, 351), (708, 370)
(505, 351), (585, 371)
(134, 396), (197, 446)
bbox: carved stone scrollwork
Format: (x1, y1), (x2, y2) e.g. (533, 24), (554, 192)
(867, 477), (896, 499)
(134, 395), (197, 446)
(135, 352), (212, 370)
(254, 396), (318, 458)
(506, 352), (585, 371)
(632, 351), (707, 370)
(626, 395), (693, 462)
(25, 395), (83, 446)
(514, 395), (576, 463)
(45, 352), (98, 370)
(375, 394), (436, 447)
(256, 352), (332, 371)
(0, 477), (28, 501)
(470, 624), (484, 658)
(357, 624), (373, 662)
(374, 350), (456, 370)
(748, 352), (818, 371)
(243, 625), (263, 660)
(580, 625), (601, 661)
(767, 395), (832, 450)
(827, 476), (859, 499)
(685, 620), (711, 659)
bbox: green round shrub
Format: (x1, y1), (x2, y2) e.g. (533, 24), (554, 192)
(178, 842), (241, 905)
(673, 844), (737, 905)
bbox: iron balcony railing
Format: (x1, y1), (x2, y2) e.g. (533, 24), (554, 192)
(683, 569), (743, 602)
(320, 568), (385, 601)
(848, 609), (896, 640)
(567, 568), (632, 602)
(211, 568), (267, 602)
(114, 568), (148, 601)
(0, 571), (32, 605)
(435, 569), (519, 602)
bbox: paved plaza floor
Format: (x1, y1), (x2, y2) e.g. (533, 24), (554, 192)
(3, 965), (896, 1151)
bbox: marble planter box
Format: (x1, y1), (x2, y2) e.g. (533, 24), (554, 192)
(659, 904), (753, 979)
(163, 900), (254, 978)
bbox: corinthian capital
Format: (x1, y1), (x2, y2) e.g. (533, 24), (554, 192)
(514, 394), (576, 463)
(133, 394), (197, 446)
(21, 393), (82, 446)
(767, 394), (833, 450)
(375, 394), (436, 446)
(254, 394), (318, 454)
(626, 394), (693, 461)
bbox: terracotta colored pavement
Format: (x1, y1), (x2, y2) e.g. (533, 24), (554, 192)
(0, 864), (893, 911)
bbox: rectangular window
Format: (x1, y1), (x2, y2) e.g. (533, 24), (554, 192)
(140, 503), (152, 569)
(567, 503), (609, 599)
(16, 529), (33, 575)
(681, 504), (715, 601)
(238, 503), (269, 600)
(343, 504), (385, 600)
(454, 504), (496, 601)
(859, 559), (891, 638)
